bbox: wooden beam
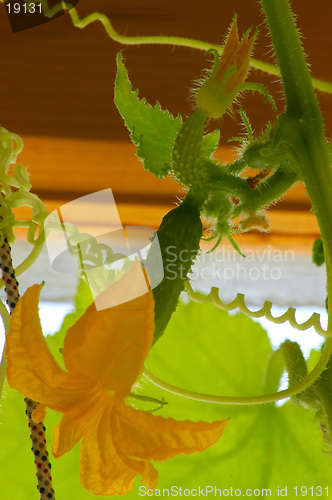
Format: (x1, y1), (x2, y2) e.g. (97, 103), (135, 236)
(10, 135), (318, 253)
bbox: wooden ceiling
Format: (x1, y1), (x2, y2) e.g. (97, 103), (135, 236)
(0, 0), (331, 251)
(1, 0), (332, 141)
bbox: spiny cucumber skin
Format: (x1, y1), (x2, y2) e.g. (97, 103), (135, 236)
(150, 202), (202, 342)
(172, 109), (207, 187)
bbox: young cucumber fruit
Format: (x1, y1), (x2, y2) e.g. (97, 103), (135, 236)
(147, 199), (202, 342)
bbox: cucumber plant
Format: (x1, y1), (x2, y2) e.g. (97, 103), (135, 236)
(1, 0), (332, 496)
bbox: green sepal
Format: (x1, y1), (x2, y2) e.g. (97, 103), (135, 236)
(280, 340), (318, 408)
(263, 348), (285, 394)
(114, 51), (182, 178)
(203, 48), (220, 79)
(201, 129), (220, 159)
(238, 107), (254, 143)
(240, 82), (276, 111)
(227, 234), (246, 258)
(312, 237), (325, 267)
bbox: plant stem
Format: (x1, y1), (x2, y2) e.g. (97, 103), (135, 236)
(64, 6), (332, 93)
(251, 58), (332, 94)
(69, 8), (220, 51)
(15, 242), (44, 276)
(260, 0), (332, 334)
(144, 337), (332, 405)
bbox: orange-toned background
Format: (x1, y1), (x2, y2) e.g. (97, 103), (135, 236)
(1, 0), (331, 253)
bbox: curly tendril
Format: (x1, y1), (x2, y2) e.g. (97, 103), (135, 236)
(143, 286), (332, 405)
(63, 6), (332, 94)
(184, 281), (329, 336)
(0, 128), (128, 294)
(0, 127), (49, 245)
(45, 217), (129, 295)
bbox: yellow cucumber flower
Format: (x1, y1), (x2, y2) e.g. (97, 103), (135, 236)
(196, 17), (256, 118)
(5, 263), (227, 496)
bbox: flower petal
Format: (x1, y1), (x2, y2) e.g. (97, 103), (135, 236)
(79, 405), (141, 496)
(226, 32), (256, 91)
(113, 400), (228, 461)
(5, 284), (96, 413)
(119, 454), (158, 492)
(6, 285), (67, 402)
(217, 18), (240, 81)
(52, 387), (108, 457)
(32, 403), (47, 423)
(62, 262), (155, 397)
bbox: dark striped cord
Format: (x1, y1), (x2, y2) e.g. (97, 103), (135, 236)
(1, 237), (55, 500)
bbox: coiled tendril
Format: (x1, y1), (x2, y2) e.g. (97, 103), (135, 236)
(184, 281), (328, 336)
(0, 127), (48, 246)
(0, 128), (129, 293)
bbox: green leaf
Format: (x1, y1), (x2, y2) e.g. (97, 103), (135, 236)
(0, 381), (101, 500)
(201, 129), (220, 159)
(114, 51), (182, 178)
(134, 301), (332, 495)
(1, 301), (332, 499)
(140, 300), (273, 417)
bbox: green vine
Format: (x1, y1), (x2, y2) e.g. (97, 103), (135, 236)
(143, 336), (332, 405)
(65, 7), (332, 94)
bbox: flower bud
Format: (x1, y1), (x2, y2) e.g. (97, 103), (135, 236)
(196, 18), (256, 118)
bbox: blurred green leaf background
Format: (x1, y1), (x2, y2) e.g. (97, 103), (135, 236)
(1, 299), (331, 499)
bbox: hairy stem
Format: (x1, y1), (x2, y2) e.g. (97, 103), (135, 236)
(260, 0), (332, 341)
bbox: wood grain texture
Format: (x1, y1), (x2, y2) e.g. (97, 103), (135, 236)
(0, 0), (330, 255)
(0, 0), (331, 142)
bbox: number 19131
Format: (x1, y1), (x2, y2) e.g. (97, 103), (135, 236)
(6, 2), (42, 14)
(294, 486), (329, 496)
